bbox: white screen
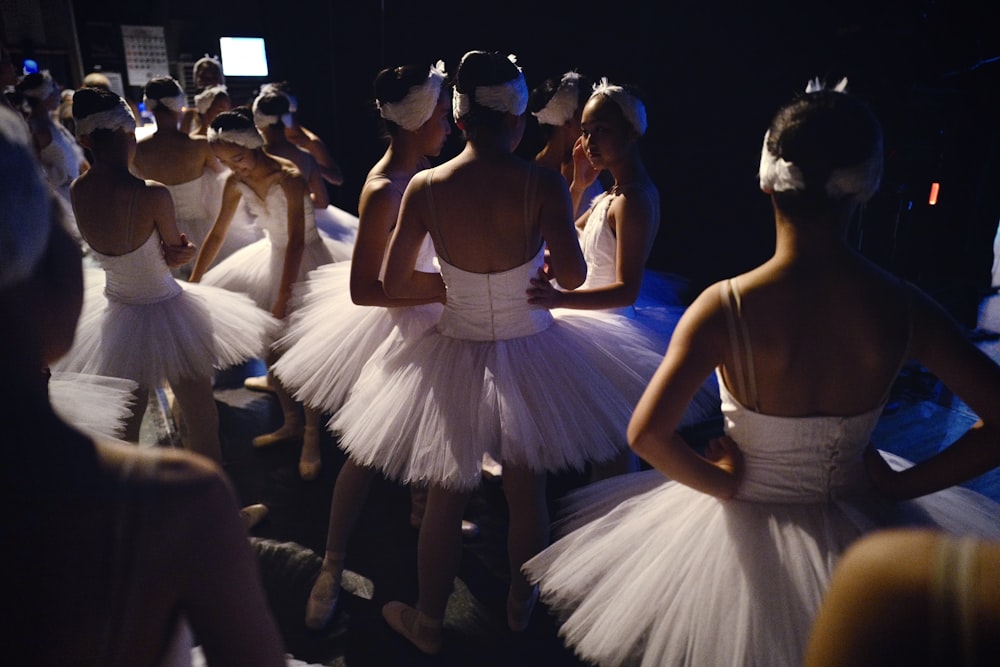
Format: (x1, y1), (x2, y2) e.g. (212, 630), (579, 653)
(218, 37), (269, 77)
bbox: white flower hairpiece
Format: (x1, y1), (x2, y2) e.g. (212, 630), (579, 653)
(532, 71), (582, 126)
(0, 106), (52, 289)
(453, 54), (528, 122)
(208, 125), (264, 150)
(21, 73), (55, 101)
(74, 97), (137, 137)
(194, 85), (228, 115)
(378, 60), (448, 131)
(759, 76), (882, 201)
(590, 77), (647, 136)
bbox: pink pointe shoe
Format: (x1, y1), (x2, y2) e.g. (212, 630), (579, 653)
(304, 556), (344, 630)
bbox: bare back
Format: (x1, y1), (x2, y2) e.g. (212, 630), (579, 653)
(71, 171), (179, 256)
(719, 254), (911, 417)
(409, 154), (576, 275)
(132, 130), (214, 185)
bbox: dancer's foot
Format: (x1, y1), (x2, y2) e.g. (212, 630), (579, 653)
(305, 555), (344, 630)
(239, 503), (269, 529)
(298, 426), (322, 480)
(382, 601), (443, 655)
(506, 584), (539, 632)
(252, 424), (303, 448)
(243, 374), (275, 393)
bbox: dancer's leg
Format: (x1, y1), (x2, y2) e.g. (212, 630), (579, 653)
(502, 462), (547, 630)
(170, 375), (222, 464)
(122, 384), (149, 443)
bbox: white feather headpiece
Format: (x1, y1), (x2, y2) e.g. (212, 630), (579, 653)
(143, 80), (186, 113)
(0, 106), (52, 289)
(208, 125), (264, 150)
(590, 78), (647, 136)
(532, 71), (582, 126)
(252, 93), (284, 129)
(759, 77), (882, 202)
(378, 60), (448, 131)
(74, 97), (137, 136)
(453, 54), (528, 122)
(194, 85), (228, 115)
(21, 73), (56, 101)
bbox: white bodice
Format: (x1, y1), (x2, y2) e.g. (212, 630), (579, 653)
(236, 181), (321, 249)
(578, 193), (617, 290)
(437, 246), (554, 342)
(164, 175), (208, 224)
(91, 231), (182, 304)
(719, 370), (882, 504)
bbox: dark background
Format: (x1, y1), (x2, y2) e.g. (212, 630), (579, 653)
(22, 0), (1000, 324)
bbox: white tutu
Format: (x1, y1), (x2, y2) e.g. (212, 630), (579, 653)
(201, 233), (346, 311)
(524, 376), (1000, 667)
(313, 203), (359, 246)
(200, 181), (345, 310)
(49, 371), (138, 439)
(55, 251), (276, 386)
(333, 248), (670, 491)
(271, 260), (441, 414)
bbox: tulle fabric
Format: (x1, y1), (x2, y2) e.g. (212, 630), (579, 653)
(49, 372), (138, 439)
(200, 181), (347, 310)
(56, 262), (276, 386)
(200, 233), (347, 310)
(332, 249), (668, 491)
(271, 261), (441, 413)
(524, 375), (1000, 667)
(313, 203), (359, 246)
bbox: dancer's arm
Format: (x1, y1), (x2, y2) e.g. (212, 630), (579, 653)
(351, 176), (442, 307)
(273, 173), (307, 319)
(629, 284), (742, 498)
(189, 175), (240, 282)
(866, 288), (1000, 499)
(382, 175), (446, 301)
(146, 182), (196, 268)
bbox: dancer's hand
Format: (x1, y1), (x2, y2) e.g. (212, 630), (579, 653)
(527, 268), (564, 308)
(864, 445), (900, 498)
(162, 234), (196, 268)
(705, 435), (744, 488)
(571, 136), (599, 189)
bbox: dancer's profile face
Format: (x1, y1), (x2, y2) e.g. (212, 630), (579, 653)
(415, 94), (452, 157)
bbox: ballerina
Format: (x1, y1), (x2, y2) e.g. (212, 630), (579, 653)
(528, 78), (720, 475)
(189, 109), (347, 458)
(131, 76), (223, 279)
(269, 60), (452, 626)
(253, 85), (359, 246)
(52, 87), (277, 468)
(330, 50), (672, 654)
(529, 70), (604, 219)
(523, 78), (1000, 667)
(16, 71), (89, 246)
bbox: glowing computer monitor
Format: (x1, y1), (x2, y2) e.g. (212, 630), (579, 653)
(218, 37), (269, 77)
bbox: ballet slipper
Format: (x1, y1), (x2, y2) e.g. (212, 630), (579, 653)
(243, 374), (275, 393)
(252, 423), (303, 448)
(298, 426), (322, 480)
(239, 503), (269, 529)
(506, 584), (539, 632)
(304, 554), (344, 630)
(382, 601), (443, 655)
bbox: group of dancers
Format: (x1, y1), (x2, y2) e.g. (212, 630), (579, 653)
(5, 42), (1000, 665)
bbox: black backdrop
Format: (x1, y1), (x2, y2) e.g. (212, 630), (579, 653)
(66, 0), (1000, 321)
